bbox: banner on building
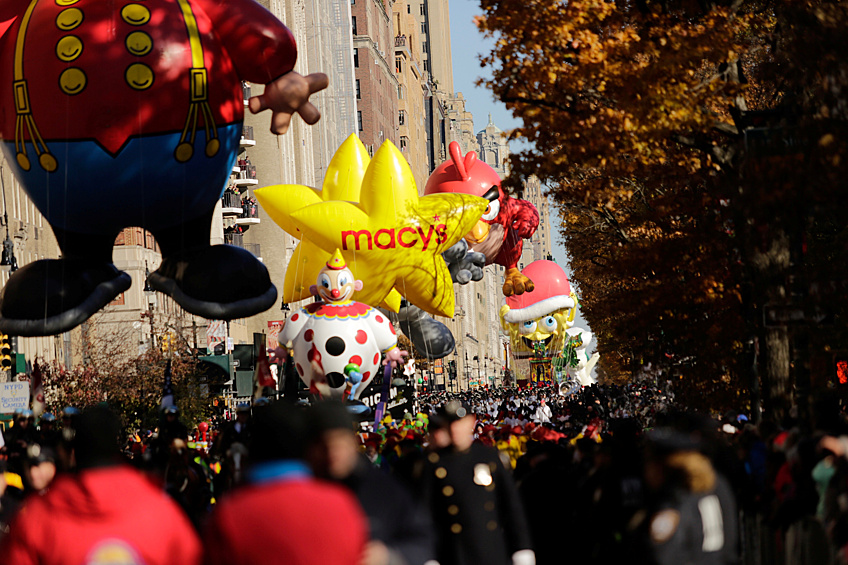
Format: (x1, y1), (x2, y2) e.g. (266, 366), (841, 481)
(206, 320), (227, 354)
(267, 320), (285, 351)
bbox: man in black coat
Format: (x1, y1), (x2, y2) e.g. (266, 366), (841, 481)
(417, 400), (535, 565)
(306, 402), (436, 565)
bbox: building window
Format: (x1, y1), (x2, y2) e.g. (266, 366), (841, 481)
(357, 111), (363, 131)
(356, 79), (361, 99)
(407, 3), (410, 13)
(423, 59), (429, 72)
(398, 109), (406, 126)
(420, 3), (425, 15)
(353, 48), (359, 67)
(395, 56), (402, 74)
(421, 22), (426, 34)
(351, 16), (357, 35)
(422, 41), (427, 54)
(400, 136), (409, 150)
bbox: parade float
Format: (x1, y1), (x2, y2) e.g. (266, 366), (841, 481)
(499, 260), (585, 386)
(278, 249), (406, 406)
(0, 0), (327, 336)
(256, 136), (489, 360)
(425, 141), (540, 297)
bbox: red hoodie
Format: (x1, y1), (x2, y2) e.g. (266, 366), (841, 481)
(0, 465), (201, 565)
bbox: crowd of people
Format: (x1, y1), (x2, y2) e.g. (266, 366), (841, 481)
(1, 378), (848, 564)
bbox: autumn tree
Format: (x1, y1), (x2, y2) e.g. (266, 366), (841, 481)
(477, 0), (848, 417)
(36, 313), (213, 433)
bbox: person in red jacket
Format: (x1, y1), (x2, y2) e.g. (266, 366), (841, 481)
(0, 405), (202, 565)
(204, 401), (368, 565)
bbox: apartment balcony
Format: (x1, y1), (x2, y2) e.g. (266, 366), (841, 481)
(240, 125), (255, 147)
(232, 164), (257, 186)
(224, 233), (262, 260)
(395, 35), (407, 47)
(235, 204), (260, 226)
(221, 191), (242, 215)
(242, 83), (252, 106)
(224, 232), (243, 247)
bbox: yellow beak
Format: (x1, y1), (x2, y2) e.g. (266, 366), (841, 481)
(465, 220), (491, 244)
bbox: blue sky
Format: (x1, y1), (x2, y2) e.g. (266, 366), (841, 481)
(448, 0), (569, 268)
(448, 1), (591, 331)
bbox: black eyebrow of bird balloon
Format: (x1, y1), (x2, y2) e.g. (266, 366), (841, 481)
(483, 186), (499, 201)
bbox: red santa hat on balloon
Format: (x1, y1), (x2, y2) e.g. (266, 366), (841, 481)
(502, 260), (575, 323)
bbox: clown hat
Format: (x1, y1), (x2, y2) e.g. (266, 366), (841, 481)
(325, 249), (347, 270)
(503, 260), (575, 323)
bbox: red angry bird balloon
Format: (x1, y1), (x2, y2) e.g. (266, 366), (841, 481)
(0, 0), (327, 336)
(424, 141), (539, 296)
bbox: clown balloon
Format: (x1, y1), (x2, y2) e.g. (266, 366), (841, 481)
(280, 250), (406, 401)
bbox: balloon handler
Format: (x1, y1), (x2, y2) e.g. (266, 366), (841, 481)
(0, 0), (328, 335)
(279, 250), (407, 406)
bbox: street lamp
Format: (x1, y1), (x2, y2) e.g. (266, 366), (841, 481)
(0, 168), (17, 272)
(143, 262), (157, 348)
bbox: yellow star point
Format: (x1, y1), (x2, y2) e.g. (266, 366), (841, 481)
(291, 141), (488, 317)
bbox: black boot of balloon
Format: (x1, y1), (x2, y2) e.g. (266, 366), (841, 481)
(0, 208), (276, 336)
(382, 301), (456, 360)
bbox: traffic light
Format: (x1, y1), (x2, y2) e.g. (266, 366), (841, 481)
(0, 333), (12, 371)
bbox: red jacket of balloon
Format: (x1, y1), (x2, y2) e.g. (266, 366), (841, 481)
(0, 465), (202, 565)
(0, 0), (295, 156)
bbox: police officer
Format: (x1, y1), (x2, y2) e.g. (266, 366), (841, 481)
(632, 428), (738, 565)
(416, 399), (535, 565)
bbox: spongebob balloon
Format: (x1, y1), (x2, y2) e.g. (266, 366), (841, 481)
(500, 260), (576, 383)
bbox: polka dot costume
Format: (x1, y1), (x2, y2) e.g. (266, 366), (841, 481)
(280, 300), (399, 400)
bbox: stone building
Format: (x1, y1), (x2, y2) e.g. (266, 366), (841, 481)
(352, 0), (400, 155)
(392, 1), (430, 191)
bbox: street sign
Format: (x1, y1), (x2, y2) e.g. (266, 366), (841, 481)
(0, 382), (29, 413)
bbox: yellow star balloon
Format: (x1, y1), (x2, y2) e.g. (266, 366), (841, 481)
(256, 134), (368, 236)
(291, 140), (488, 318)
(255, 135), (405, 312)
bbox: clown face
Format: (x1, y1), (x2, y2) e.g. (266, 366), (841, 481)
(315, 266), (360, 303)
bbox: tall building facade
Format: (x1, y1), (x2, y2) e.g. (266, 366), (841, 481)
(393, 2), (429, 191)
(445, 93), (477, 154)
(413, 0), (453, 174)
(0, 163), (70, 371)
(352, 0), (400, 154)
(477, 113), (510, 176)
(242, 0), (359, 343)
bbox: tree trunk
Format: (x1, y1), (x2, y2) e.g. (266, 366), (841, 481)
(751, 231), (792, 425)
